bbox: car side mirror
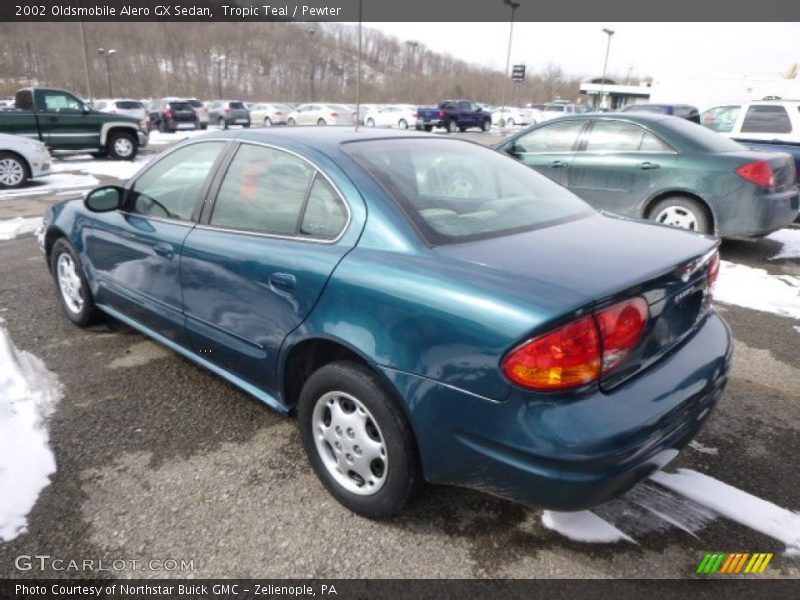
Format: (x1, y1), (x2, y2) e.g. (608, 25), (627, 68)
(85, 185), (124, 212)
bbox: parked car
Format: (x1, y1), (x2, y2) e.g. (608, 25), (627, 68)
(286, 104), (357, 126)
(185, 98), (209, 130)
(0, 132), (51, 189)
(148, 99), (199, 133)
(539, 102), (583, 121)
(415, 100), (491, 133)
(495, 113), (799, 238)
(40, 128), (731, 517)
(0, 87), (148, 160)
(701, 100), (800, 177)
(91, 98), (149, 126)
(363, 104), (417, 129)
(491, 107), (532, 127)
(249, 103), (291, 126)
(207, 100), (251, 129)
(623, 103), (701, 124)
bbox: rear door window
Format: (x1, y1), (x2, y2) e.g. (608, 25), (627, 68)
(740, 105), (792, 134)
(584, 121), (645, 152)
(514, 120), (584, 153)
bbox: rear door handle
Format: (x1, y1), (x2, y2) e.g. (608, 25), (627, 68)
(550, 160), (568, 169)
(269, 272), (296, 290)
(153, 242), (174, 259)
(639, 161), (660, 170)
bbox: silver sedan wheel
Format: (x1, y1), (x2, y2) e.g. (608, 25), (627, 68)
(113, 137), (134, 158)
(0, 157), (25, 187)
(312, 391), (388, 495)
(654, 205), (699, 231)
(57, 253), (84, 314)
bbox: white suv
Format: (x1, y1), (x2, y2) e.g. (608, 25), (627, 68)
(701, 100), (800, 143)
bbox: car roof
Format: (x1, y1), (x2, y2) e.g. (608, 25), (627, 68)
(546, 112), (673, 124)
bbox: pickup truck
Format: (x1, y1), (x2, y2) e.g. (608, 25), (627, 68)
(701, 100), (800, 176)
(0, 88), (149, 160)
(415, 100), (492, 133)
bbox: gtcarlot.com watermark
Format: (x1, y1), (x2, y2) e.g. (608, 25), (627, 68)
(15, 554), (195, 573)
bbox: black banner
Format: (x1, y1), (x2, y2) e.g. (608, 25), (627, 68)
(1, 0), (799, 22)
(2, 579), (800, 600)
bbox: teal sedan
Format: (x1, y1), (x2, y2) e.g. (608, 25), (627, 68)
(496, 114), (799, 238)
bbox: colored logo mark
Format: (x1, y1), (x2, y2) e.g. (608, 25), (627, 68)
(696, 552), (773, 574)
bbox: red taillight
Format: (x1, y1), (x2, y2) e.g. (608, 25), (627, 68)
(502, 297), (649, 391)
(414, 111), (419, 118)
(330, 112), (339, 117)
(275, 111), (282, 115)
(164, 108), (172, 118)
(439, 110), (447, 118)
(225, 107), (231, 114)
(707, 251), (720, 295)
(736, 160), (774, 188)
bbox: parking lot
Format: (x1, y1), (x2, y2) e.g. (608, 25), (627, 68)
(0, 130), (799, 580)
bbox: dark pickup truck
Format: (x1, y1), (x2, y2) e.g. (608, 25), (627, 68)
(415, 100), (492, 133)
(0, 87), (149, 160)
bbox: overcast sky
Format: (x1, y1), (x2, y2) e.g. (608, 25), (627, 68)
(366, 22), (800, 82)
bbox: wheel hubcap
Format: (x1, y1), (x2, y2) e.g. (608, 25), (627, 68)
(312, 391), (387, 495)
(56, 253), (84, 314)
(114, 138), (133, 157)
(655, 206), (698, 231)
(0, 158), (24, 186)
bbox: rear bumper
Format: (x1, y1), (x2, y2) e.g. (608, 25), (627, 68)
(717, 187), (799, 238)
(381, 310), (732, 510)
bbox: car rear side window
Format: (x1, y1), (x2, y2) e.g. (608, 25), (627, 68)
(210, 144), (317, 236)
(585, 121), (646, 151)
(514, 120), (584, 153)
(741, 105), (792, 134)
(130, 142), (226, 221)
(300, 176), (348, 239)
(343, 138), (591, 244)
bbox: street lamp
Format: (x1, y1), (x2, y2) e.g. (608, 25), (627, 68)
(97, 48), (117, 97)
(213, 54), (226, 99)
(499, 0), (520, 127)
(598, 28), (615, 110)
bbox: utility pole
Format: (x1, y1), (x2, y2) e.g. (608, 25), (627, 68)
(307, 28), (316, 101)
(499, 0), (520, 127)
(79, 21), (93, 101)
(599, 28), (615, 109)
(97, 48), (117, 97)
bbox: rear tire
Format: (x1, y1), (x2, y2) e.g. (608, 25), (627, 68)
(287, 118), (296, 126)
(481, 119), (491, 132)
(200, 123), (208, 130)
(264, 117), (272, 127)
(366, 118), (375, 127)
(50, 238), (101, 327)
(317, 118), (327, 126)
(424, 125), (433, 132)
(107, 131), (137, 161)
(218, 117), (228, 130)
(0, 152), (29, 189)
(648, 196), (711, 234)
(298, 361), (421, 518)
(447, 119), (458, 133)
(398, 119), (408, 129)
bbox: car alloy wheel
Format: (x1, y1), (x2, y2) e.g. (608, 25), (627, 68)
(311, 391), (388, 495)
(0, 156), (25, 188)
(398, 119), (408, 129)
(113, 136), (134, 158)
(655, 206), (698, 230)
(366, 118), (375, 127)
(56, 252), (84, 315)
(264, 117), (272, 127)
(318, 118), (327, 126)
(507, 117), (515, 127)
(448, 119), (457, 133)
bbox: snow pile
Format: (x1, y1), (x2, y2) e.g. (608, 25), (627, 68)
(0, 327), (63, 542)
(0, 217), (43, 241)
(714, 260), (800, 320)
(0, 173), (99, 198)
(652, 469), (800, 556)
(50, 156), (152, 180)
(768, 228), (800, 260)
(541, 510), (635, 544)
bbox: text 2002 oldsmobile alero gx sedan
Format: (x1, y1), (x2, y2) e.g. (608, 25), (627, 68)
(39, 129), (732, 518)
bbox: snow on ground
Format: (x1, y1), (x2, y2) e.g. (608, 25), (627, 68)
(0, 217), (42, 241)
(148, 129), (210, 145)
(768, 228), (800, 260)
(541, 510), (635, 544)
(652, 469), (800, 557)
(50, 155), (152, 181)
(714, 260), (800, 320)
(0, 173), (99, 198)
(688, 440), (718, 455)
(0, 326), (63, 542)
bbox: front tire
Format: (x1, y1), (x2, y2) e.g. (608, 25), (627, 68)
(366, 118), (375, 127)
(0, 152), (29, 189)
(107, 131), (137, 161)
(218, 117), (228, 130)
(298, 361), (421, 518)
(50, 238), (101, 327)
(481, 119), (491, 132)
(398, 119), (408, 129)
(317, 118), (327, 126)
(648, 196), (711, 234)
(287, 118), (296, 126)
(264, 117), (272, 127)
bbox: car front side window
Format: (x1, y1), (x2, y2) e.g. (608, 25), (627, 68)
(129, 142), (226, 222)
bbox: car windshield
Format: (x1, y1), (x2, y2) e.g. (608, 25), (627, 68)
(343, 138), (592, 244)
(168, 101), (194, 111)
(663, 118), (745, 152)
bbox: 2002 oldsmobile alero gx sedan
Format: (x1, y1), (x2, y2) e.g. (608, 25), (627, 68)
(39, 128), (732, 518)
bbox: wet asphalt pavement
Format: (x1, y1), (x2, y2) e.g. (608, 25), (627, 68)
(0, 130), (799, 580)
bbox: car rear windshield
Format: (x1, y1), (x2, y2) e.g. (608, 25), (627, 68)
(168, 101), (194, 111)
(115, 100), (143, 109)
(343, 138), (592, 244)
(229, 101), (246, 109)
(187, 99), (203, 108)
(662, 117), (745, 152)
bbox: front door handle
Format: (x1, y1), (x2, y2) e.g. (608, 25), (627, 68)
(269, 272), (297, 290)
(153, 242), (174, 259)
(550, 160), (568, 169)
(639, 161), (660, 170)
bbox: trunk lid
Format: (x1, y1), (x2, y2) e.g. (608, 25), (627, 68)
(435, 213), (719, 390)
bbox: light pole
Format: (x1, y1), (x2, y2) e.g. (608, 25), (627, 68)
(213, 54), (225, 99)
(598, 28), (615, 110)
(307, 28), (316, 101)
(499, 0), (520, 127)
(97, 48), (117, 97)
(405, 40), (419, 104)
